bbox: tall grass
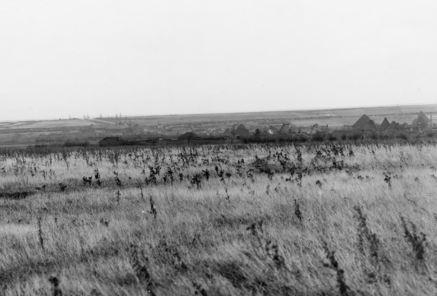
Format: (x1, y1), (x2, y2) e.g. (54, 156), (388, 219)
(0, 143), (435, 295)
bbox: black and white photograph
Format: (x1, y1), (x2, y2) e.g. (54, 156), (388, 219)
(0, 1), (436, 295)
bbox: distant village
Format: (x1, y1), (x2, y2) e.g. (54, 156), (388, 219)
(182, 111), (434, 139)
(99, 111), (436, 146)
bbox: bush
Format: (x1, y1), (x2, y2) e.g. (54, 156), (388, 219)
(328, 134), (337, 141)
(397, 133), (408, 141)
(293, 134), (308, 142)
(311, 132), (325, 142)
(349, 133), (362, 141)
(64, 140), (90, 147)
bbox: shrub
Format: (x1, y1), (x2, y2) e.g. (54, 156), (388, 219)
(311, 132), (325, 142)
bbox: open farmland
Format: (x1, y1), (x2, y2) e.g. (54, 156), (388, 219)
(0, 104), (436, 147)
(103, 104), (437, 132)
(0, 143), (436, 295)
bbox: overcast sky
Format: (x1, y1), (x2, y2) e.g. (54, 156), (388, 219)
(1, 0), (436, 120)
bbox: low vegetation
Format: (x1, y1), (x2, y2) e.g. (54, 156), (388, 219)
(0, 143), (436, 295)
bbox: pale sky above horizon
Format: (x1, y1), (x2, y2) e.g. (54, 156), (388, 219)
(1, 0), (437, 121)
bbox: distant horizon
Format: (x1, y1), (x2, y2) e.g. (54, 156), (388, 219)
(2, 102), (436, 123)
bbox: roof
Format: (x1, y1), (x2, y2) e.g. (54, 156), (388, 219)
(380, 118), (390, 130)
(352, 115), (377, 131)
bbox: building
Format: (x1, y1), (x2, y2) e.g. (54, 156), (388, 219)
(352, 115), (377, 131)
(380, 118), (390, 131)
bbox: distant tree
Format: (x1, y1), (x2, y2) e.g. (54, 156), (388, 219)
(233, 124), (250, 139)
(412, 112), (430, 131)
(253, 128), (262, 140)
(328, 134), (337, 141)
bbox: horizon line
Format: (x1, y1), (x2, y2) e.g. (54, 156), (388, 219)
(2, 102), (436, 123)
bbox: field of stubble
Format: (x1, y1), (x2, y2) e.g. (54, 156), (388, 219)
(0, 143), (436, 296)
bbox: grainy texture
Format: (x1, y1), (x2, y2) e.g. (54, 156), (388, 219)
(0, 104), (436, 147)
(0, 143), (436, 295)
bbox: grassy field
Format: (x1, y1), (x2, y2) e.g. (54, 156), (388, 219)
(0, 143), (436, 295)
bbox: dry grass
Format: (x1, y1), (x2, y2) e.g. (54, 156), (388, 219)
(0, 143), (436, 295)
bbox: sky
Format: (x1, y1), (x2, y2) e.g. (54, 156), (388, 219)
(1, 0), (437, 121)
